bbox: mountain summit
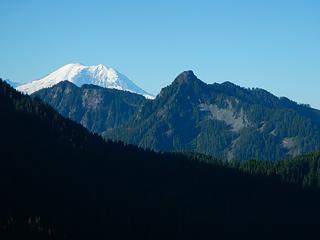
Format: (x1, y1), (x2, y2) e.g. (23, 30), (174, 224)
(174, 70), (197, 82)
(17, 63), (154, 98)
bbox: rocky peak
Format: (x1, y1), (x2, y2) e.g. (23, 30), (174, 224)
(173, 70), (199, 85)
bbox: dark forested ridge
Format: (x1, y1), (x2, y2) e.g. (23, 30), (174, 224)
(190, 151), (320, 189)
(33, 71), (320, 161)
(1, 79), (320, 239)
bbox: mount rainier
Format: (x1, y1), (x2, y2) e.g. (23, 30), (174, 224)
(17, 63), (154, 99)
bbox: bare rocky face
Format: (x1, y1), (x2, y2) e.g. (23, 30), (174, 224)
(199, 103), (249, 132)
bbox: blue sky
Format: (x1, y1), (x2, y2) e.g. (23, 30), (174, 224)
(0, 0), (319, 108)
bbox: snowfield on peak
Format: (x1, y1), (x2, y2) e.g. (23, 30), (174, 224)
(16, 63), (154, 99)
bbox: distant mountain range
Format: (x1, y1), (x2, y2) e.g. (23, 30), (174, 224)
(33, 70), (320, 161)
(17, 63), (154, 98)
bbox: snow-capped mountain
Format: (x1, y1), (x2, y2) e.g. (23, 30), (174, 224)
(16, 63), (154, 99)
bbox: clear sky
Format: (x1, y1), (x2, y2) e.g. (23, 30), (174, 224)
(0, 0), (319, 108)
